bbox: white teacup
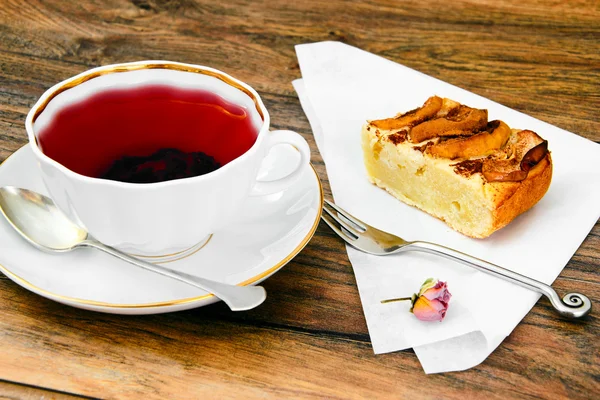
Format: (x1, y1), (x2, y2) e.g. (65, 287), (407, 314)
(25, 61), (311, 256)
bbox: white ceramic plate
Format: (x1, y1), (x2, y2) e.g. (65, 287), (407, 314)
(0, 145), (322, 314)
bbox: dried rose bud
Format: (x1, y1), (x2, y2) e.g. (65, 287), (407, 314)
(381, 278), (452, 322)
(411, 278), (451, 322)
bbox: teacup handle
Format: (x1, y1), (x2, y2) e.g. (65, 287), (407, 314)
(250, 130), (311, 196)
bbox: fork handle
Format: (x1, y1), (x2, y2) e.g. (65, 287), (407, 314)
(405, 241), (591, 319)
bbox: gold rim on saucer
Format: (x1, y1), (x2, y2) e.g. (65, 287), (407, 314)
(0, 148), (323, 310)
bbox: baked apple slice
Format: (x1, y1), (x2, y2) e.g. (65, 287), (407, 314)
(369, 96), (443, 130)
(426, 120), (511, 159)
(482, 130), (549, 182)
(409, 106), (488, 143)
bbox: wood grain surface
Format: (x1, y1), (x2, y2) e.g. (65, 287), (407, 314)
(0, 0), (598, 399)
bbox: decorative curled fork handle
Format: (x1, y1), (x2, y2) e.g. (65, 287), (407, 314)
(400, 241), (592, 319)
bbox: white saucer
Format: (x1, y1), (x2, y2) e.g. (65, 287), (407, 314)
(0, 145), (323, 314)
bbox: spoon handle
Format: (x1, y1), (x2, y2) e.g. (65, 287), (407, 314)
(80, 239), (266, 311)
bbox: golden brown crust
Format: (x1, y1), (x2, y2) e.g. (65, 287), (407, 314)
(484, 153), (552, 237)
(432, 154), (551, 239)
(441, 154), (551, 238)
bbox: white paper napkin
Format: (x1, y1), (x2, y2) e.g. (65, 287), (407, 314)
(292, 41), (600, 373)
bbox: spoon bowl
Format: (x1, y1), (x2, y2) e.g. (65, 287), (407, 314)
(0, 187), (87, 251)
(0, 186), (266, 311)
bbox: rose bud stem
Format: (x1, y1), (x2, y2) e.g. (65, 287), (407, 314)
(381, 297), (413, 304)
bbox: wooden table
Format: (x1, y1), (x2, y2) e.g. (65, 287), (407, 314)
(1, 1), (598, 398)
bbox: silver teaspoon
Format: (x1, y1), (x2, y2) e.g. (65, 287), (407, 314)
(0, 186), (266, 311)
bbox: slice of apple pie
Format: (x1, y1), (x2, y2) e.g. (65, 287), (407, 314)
(361, 96), (552, 238)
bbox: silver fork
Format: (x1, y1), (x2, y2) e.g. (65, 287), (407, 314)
(321, 199), (591, 319)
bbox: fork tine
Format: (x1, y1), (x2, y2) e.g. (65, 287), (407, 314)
(321, 212), (358, 243)
(322, 205), (360, 235)
(323, 199), (367, 232)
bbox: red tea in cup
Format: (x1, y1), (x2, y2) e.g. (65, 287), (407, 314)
(36, 85), (258, 182)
